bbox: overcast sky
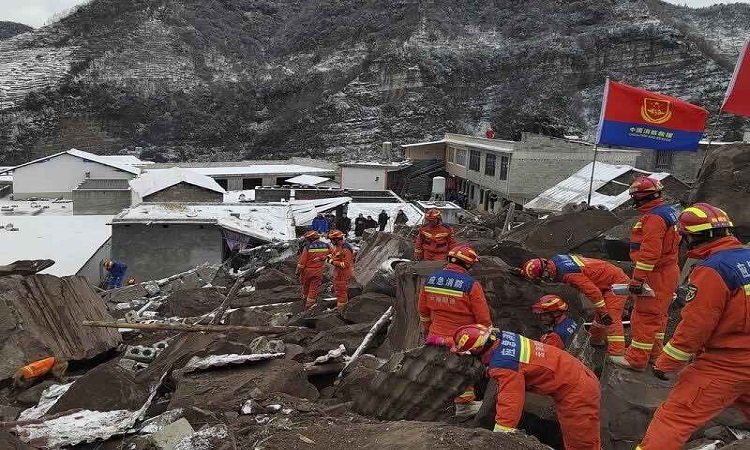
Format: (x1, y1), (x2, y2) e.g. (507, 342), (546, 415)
(1, 0), (749, 28)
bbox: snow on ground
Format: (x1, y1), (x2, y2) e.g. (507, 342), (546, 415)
(0, 215), (112, 276)
(223, 190), (256, 203)
(347, 202), (423, 232)
(0, 198), (74, 216)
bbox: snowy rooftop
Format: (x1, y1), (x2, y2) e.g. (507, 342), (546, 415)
(113, 197), (352, 242)
(155, 164), (334, 177)
(416, 200), (464, 210)
(524, 162), (672, 212)
(401, 139), (446, 147)
(284, 174), (334, 186)
(0, 215), (112, 276)
(130, 167), (226, 198)
(3, 149), (142, 175)
(0, 198), (74, 216)
(340, 161), (412, 170)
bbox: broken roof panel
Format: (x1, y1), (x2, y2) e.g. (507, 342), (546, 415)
(0, 215), (112, 275)
(290, 197), (352, 226)
(284, 174), (333, 186)
(130, 167), (226, 198)
(524, 162), (672, 212)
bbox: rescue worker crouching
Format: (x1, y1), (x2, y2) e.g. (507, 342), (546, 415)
(326, 229), (354, 311)
(296, 231), (332, 311)
(104, 259), (128, 289)
(531, 295), (578, 350)
(414, 209), (456, 261)
(522, 255), (624, 355)
(611, 176), (680, 371)
(453, 324), (602, 450)
(637, 203), (750, 450)
(418, 245), (491, 417)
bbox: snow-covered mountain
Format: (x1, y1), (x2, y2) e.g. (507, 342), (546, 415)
(0, 0), (748, 164)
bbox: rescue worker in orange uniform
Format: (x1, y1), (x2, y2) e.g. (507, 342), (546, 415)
(296, 230), (332, 310)
(418, 245), (491, 416)
(532, 295), (579, 350)
(637, 204), (750, 450)
(522, 255), (626, 355)
(454, 324), (601, 450)
(327, 229), (355, 311)
(610, 176), (680, 371)
(12, 357), (68, 390)
(414, 209), (456, 261)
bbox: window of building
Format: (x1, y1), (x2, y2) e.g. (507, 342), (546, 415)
(215, 178), (228, 189)
(469, 150), (481, 172)
(243, 177), (262, 189)
(655, 151), (673, 170)
(479, 189), (484, 204)
(485, 153), (496, 176)
(455, 149), (466, 166)
(276, 177), (288, 185)
(447, 147), (455, 163)
(499, 155), (510, 180)
(470, 184), (475, 199)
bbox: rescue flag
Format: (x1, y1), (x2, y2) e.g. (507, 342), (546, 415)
(721, 38), (750, 118)
(596, 79), (708, 151)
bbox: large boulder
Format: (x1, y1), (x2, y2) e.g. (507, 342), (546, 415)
(0, 260), (55, 278)
(157, 288), (225, 317)
(341, 292), (394, 324)
(0, 274), (122, 380)
(354, 233), (414, 288)
(226, 308), (273, 327)
(252, 268), (297, 290)
(231, 285), (302, 307)
(304, 323), (373, 357)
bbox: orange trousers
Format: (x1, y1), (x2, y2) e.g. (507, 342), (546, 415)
(300, 269), (323, 309)
(333, 271), (351, 309)
(589, 291), (627, 355)
(555, 368), (602, 450)
(638, 361), (750, 450)
(625, 265), (679, 368)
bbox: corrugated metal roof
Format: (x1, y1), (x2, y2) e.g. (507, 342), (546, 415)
(524, 162), (672, 212)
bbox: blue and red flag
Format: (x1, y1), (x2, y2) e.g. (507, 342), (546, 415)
(596, 79), (708, 151)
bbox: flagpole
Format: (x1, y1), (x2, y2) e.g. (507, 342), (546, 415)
(696, 109), (723, 180)
(587, 144), (599, 205)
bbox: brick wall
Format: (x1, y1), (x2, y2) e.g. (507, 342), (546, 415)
(635, 148), (706, 184)
(144, 183), (223, 203)
(72, 189), (132, 215)
(111, 223), (222, 281)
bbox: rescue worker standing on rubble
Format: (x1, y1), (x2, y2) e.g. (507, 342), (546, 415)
(418, 245), (492, 416)
(522, 255), (626, 355)
(296, 231), (332, 311)
(327, 229), (354, 311)
(637, 204), (750, 450)
(531, 295), (579, 350)
(610, 176), (680, 371)
(104, 260), (128, 289)
(414, 209), (456, 261)
(453, 324), (601, 450)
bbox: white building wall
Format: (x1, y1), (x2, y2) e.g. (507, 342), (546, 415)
(13, 154), (136, 199)
(340, 166), (387, 190)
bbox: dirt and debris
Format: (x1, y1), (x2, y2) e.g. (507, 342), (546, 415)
(157, 288), (226, 317)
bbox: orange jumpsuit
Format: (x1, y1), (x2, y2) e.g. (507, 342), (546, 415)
(550, 254), (629, 355)
(540, 315), (579, 350)
(626, 199), (680, 368)
(482, 331), (601, 450)
(18, 357), (57, 380)
(638, 236), (750, 450)
(297, 240), (332, 309)
(414, 222), (456, 261)
(418, 263), (492, 403)
(330, 241), (354, 310)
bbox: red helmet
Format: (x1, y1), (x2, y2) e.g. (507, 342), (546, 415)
(678, 203), (734, 235)
(532, 295), (569, 314)
(425, 209), (441, 221)
(303, 230), (320, 241)
(448, 245), (479, 266)
(521, 258), (554, 280)
(629, 176), (663, 200)
(328, 229), (345, 240)
(453, 324), (492, 353)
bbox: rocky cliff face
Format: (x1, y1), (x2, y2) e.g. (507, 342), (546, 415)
(0, 0), (748, 165)
(0, 21), (32, 40)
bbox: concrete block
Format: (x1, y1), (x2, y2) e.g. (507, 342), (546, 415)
(149, 418), (194, 450)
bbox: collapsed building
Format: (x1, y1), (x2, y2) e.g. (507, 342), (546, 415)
(1, 142), (750, 449)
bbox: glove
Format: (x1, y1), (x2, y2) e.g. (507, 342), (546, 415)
(493, 424), (516, 433)
(628, 278), (645, 295)
(652, 366), (669, 381)
(425, 335), (446, 347)
(326, 255), (333, 264)
(597, 311), (614, 327)
(295, 266), (302, 276)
